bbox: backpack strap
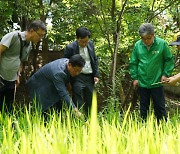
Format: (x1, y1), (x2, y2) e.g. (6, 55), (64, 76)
(17, 33), (23, 60)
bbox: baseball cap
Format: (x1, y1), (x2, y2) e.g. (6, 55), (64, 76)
(169, 32), (180, 46)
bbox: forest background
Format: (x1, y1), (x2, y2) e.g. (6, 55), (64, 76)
(0, 0), (179, 112)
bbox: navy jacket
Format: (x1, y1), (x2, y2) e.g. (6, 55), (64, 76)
(27, 58), (75, 111)
(64, 40), (99, 78)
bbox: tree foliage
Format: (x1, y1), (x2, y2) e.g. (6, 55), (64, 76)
(0, 0), (179, 108)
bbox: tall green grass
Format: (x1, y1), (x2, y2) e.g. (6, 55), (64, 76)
(0, 93), (179, 154)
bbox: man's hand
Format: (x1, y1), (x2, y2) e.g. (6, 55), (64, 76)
(73, 107), (84, 119)
(133, 80), (139, 90)
(166, 73), (180, 86)
(166, 77), (179, 86)
(161, 75), (168, 83)
(94, 77), (99, 84)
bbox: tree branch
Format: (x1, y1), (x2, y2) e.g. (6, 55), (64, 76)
(148, 0), (178, 22)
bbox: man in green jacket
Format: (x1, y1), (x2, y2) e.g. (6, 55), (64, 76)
(129, 23), (174, 122)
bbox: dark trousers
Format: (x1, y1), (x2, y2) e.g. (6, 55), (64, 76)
(0, 77), (15, 112)
(138, 87), (167, 121)
(72, 73), (94, 115)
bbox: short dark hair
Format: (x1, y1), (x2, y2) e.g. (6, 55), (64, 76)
(27, 20), (47, 32)
(76, 27), (91, 39)
(69, 54), (85, 67)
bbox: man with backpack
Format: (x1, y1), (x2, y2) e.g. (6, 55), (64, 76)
(0, 20), (46, 112)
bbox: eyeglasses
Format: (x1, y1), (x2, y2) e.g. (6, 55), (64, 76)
(35, 31), (45, 38)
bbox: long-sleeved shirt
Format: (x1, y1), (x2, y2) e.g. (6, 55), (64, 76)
(129, 36), (174, 88)
(26, 58), (75, 111)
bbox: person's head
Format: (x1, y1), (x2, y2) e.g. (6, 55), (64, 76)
(26, 20), (47, 43)
(139, 23), (155, 46)
(169, 32), (180, 50)
(67, 54), (85, 77)
(76, 27), (91, 48)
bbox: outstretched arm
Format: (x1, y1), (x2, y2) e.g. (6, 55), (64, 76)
(167, 73), (180, 86)
(53, 73), (84, 118)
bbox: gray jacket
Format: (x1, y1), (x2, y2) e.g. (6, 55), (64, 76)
(27, 58), (75, 111)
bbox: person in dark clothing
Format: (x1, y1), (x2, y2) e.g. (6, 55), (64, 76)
(167, 32), (180, 85)
(26, 54), (85, 118)
(64, 27), (99, 115)
(64, 27), (99, 114)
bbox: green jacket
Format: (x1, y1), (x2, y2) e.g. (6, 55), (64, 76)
(129, 36), (174, 88)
